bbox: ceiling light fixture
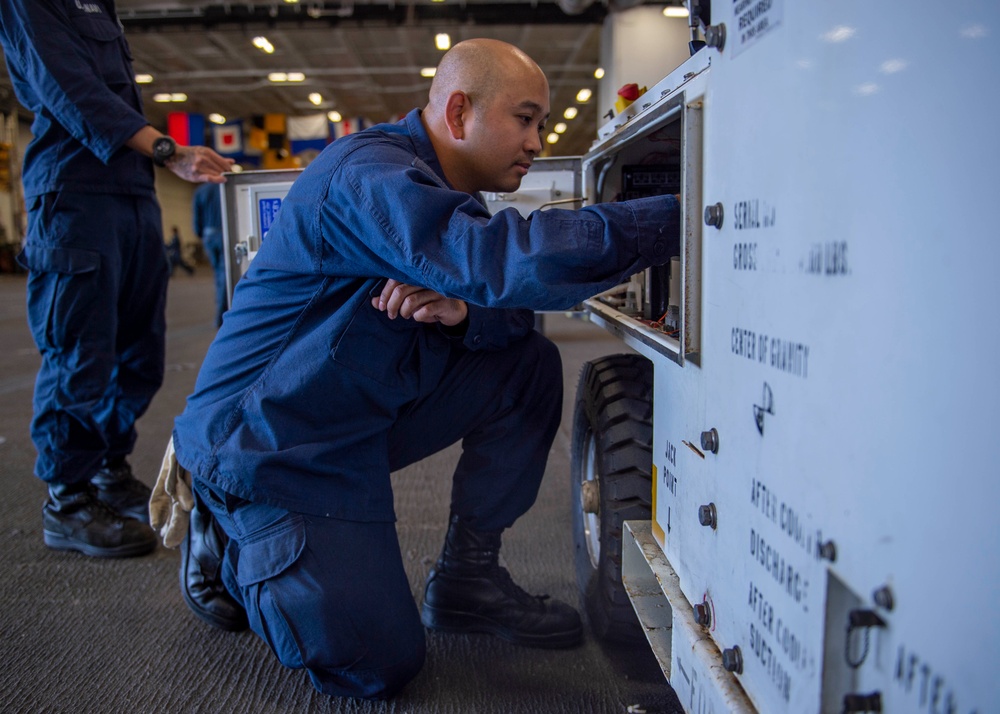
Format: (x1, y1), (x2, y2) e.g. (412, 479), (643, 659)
(576, 88), (592, 103)
(554, 122), (567, 134)
(252, 36), (274, 54)
(435, 33), (451, 51)
(546, 133), (559, 145)
(208, 113), (226, 124)
(663, 6), (690, 18)
(135, 73), (153, 84)
(563, 107), (578, 120)
(420, 67), (437, 78)
(327, 111), (342, 123)
(594, 67), (605, 79)
(309, 92), (323, 105)
(152, 93), (187, 103)
(269, 72), (306, 83)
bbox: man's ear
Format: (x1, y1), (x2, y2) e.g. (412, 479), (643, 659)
(444, 91), (469, 140)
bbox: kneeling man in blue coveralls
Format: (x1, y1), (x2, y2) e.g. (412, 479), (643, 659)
(154, 38), (679, 699)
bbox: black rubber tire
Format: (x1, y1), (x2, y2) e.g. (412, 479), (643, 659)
(570, 353), (654, 644)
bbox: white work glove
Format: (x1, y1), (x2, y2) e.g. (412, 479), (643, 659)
(149, 436), (195, 548)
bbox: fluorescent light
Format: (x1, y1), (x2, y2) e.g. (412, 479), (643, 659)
(309, 92), (323, 105)
(420, 67), (437, 78)
(327, 111), (342, 122)
(269, 72), (306, 83)
(152, 93), (171, 103)
(576, 88), (592, 103)
(554, 122), (567, 134)
(435, 33), (451, 51)
(594, 67), (604, 79)
(208, 113), (226, 124)
(284, 0), (299, 3)
(546, 133), (559, 145)
(563, 107), (578, 120)
(663, 6), (689, 18)
(170, 93), (187, 102)
(135, 73), (153, 84)
(252, 36), (274, 54)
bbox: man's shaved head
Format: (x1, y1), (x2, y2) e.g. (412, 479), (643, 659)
(428, 39), (545, 113)
(421, 38), (550, 194)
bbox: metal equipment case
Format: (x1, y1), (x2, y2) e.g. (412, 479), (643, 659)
(571, 2), (1000, 712)
(220, 169), (301, 305)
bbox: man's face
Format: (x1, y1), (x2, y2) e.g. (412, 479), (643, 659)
(463, 77), (550, 194)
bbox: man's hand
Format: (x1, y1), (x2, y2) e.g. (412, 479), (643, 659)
(372, 278), (468, 327)
(166, 145), (234, 184)
(126, 125), (234, 183)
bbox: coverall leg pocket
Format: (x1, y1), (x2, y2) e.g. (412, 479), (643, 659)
(234, 514), (309, 670)
(235, 513), (425, 699)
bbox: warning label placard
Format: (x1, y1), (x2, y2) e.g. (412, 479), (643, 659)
(731, 0), (783, 58)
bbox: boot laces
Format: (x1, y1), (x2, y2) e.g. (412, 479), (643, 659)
(58, 484), (128, 523)
(489, 562), (550, 609)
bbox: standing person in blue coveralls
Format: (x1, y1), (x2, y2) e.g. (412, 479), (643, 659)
(0, 0), (233, 558)
(153, 38), (679, 699)
(192, 182), (228, 327)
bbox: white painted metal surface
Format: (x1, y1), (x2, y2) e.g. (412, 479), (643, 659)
(586, 2), (1000, 712)
(482, 156), (582, 217)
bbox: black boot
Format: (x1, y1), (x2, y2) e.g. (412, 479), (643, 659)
(421, 515), (583, 648)
(91, 457), (152, 523)
(180, 493), (248, 632)
(43, 481), (157, 558)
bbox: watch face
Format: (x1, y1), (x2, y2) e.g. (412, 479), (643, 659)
(153, 137), (176, 165)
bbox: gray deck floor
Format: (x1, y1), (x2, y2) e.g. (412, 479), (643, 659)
(0, 270), (682, 714)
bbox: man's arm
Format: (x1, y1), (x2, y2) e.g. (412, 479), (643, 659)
(373, 278), (535, 351)
(0, 1), (232, 182)
(0, 0), (148, 163)
(126, 126), (233, 184)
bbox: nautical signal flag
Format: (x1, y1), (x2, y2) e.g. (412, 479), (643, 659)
(288, 113), (329, 155)
(212, 122), (243, 156)
(332, 117), (372, 140)
(166, 112), (205, 146)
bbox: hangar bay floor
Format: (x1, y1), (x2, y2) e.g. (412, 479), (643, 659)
(0, 271), (682, 714)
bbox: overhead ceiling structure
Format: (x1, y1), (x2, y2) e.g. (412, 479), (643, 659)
(0, 0), (661, 158)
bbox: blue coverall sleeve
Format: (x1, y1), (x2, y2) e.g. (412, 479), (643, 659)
(328, 148), (676, 312)
(457, 305), (535, 351)
(0, 0), (149, 163)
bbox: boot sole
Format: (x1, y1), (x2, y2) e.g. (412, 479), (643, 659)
(43, 530), (156, 558)
(421, 604), (583, 649)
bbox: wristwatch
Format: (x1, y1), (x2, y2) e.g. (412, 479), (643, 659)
(151, 136), (177, 167)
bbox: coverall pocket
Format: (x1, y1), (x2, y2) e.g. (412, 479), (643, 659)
(70, 13), (133, 86)
(18, 244), (101, 353)
(236, 514), (308, 669)
(331, 297), (422, 389)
